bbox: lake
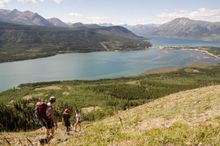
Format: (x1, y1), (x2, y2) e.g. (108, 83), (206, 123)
(150, 37), (220, 47)
(0, 37), (219, 92)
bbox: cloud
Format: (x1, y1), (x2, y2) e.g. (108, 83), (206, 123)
(17, 0), (36, 3)
(158, 8), (220, 23)
(17, 0), (45, 4)
(68, 12), (82, 17)
(53, 0), (63, 4)
(85, 16), (114, 24)
(17, 0), (63, 4)
(0, 0), (10, 7)
(67, 12), (130, 24)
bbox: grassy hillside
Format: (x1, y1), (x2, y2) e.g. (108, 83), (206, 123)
(0, 22), (151, 63)
(66, 85), (220, 146)
(1, 85), (220, 145)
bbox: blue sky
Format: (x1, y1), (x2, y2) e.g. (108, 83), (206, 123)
(1, 0), (220, 24)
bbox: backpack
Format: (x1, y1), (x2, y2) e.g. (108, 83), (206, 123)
(35, 102), (48, 120)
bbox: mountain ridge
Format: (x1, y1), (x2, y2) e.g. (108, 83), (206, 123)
(128, 18), (220, 41)
(47, 17), (69, 27)
(1, 9), (220, 41)
(0, 9), (54, 26)
(0, 21), (151, 63)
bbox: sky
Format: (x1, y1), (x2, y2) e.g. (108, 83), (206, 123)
(1, 0), (220, 25)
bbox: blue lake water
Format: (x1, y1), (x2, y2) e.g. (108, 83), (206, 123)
(0, 37), (219, 92)
(150, 37), (220, 47)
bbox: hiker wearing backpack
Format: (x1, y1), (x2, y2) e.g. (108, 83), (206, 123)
(46, 96), (57, 137)
(35, 99), (48, 126)
(62, 108), (71, 134)
(35, 96), (57, 138)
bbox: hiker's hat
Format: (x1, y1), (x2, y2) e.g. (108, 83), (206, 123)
(49, 96), (56, 102)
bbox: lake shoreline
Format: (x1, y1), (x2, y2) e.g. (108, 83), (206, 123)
(160, 46), (220, 59)
(1, 45), (220, 64)
(2, 62), (219, 93)
(0, 48), (151, 64)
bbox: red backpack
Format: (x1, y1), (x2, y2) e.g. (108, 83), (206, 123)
(35, 102), (48, 120)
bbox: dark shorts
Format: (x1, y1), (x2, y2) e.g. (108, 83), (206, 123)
(64, 120), (71, 127)
(41, 118), (54, 129)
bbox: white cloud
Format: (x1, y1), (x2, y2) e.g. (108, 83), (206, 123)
(85, 16), (114, 24)
(0, 0), (10, 8)
(17, 0), (45, 4)
(158, 8), (220, 23)
(67, 12), (131, 24)
(53, 0), (63, 4)
(17, 0), (36, 3)
(68, 12), (82, 17)
(17, 0), (63, 4)
(66, 8), (220, 25)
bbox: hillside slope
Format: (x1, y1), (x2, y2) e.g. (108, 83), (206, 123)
(1, 85), (220, 145)
(0, 22), (151, 63)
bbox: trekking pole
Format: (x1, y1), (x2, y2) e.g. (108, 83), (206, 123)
(4, 137), (11, 146)
(26, 137), (34, 146)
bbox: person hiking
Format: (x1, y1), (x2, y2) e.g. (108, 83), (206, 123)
(45, 96), (57, 138)
(34, 98), (46, 126)
(35, 96), (57, 137)
(62, 108), (71, 134)
(74, 109), (81, 132)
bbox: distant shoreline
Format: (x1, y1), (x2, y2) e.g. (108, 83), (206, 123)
(1, 45), (219, 64)
(1, 62), (219, 93)
(0, 48), (150, 64)
(159, 46), (220, 59)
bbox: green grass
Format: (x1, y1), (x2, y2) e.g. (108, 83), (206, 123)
(1, 80), (220, 145)
(64, 85), (220, 146)
(141, 121), (220, 146)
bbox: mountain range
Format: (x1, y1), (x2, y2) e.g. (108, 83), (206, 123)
(0, 9), (220, 41)
(1, 9), (220, 41)
(0, 21), (150, 63)
(126, 18), (220, 41)
(0, 9), (54, 26)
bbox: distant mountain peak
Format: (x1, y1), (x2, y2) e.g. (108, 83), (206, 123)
(12, 9), (19, 12)
(166, 17), (193, 26)
(0, 9), (53, 26)
(153, 17), (220, 41)
(71, 22), (102, 29)
(47, 17), (69, 27)
(126, 17), (220, 41)
(174, 17), (191, 21)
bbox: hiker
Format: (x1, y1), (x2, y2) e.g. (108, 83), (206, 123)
(35, 96), (57, 138)
(35, 98), (48, 125)
(45, 96), (57, 138)
(62, 108), (71, 134)
(74, 109), (81, 132)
